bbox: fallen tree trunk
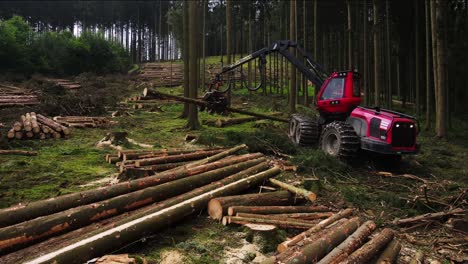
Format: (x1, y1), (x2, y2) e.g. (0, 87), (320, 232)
(392, 208), (465, 226)
(208, 191), (304, 220)
(142, 90), (289, 123)
(341, 228), (395, 264)
(275, 217), (361, 264)
(224, 216), (316, 229)
(134, 149), (224, 167)
(228, 205), (330, 216)
(22, 166), (280, 264)
(316, 220), (377, 264)
(269, 178), (317, 202)
(277, 208), (354, 252)
(0, 150), (37, 156)
(204, 116), (259, 127)
(0, 146), (250, 228)
(0, 159), (267, 253)
(374, 239), (401, 264)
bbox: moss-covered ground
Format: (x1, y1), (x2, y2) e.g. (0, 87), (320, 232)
(0, 67), (466, 263)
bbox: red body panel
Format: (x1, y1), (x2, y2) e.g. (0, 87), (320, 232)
(350, 107), (418, 153)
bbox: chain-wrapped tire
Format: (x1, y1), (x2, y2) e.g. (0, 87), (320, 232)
(319, 121), (360, 158)
(288, 114), (320, 146)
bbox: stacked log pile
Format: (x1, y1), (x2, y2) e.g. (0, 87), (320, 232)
(125, 94), (180, 110)
(6, 112), (70, 140)
(207, 178), (403, 263)
(0, 84), (39, 107)
(43, 78), (81, 90)
(0, 144), (285, 263)
(258, 209), (402, 264)
(138, 63), (183, 87)
(53, 116), (115, 128)
(107, 147), (245, 179)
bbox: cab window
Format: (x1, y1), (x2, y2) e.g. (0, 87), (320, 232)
(321, 78), (345, 100)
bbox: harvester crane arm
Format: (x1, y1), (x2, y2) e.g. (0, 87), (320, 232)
(209, 40), (329, 92)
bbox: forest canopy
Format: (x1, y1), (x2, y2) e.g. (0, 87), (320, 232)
(0, 16), (130, 75)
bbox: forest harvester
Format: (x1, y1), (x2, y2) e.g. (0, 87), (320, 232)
(203, 40), (420, 160)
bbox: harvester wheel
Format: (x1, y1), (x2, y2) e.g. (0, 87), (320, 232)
(320, 121), (360, 158)
(288, 114), (319, 146)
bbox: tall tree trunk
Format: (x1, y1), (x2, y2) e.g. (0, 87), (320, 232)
(434, 0), (447, 138)
(430, 0), (438, 131)
(424, 0), (432, 130)
(347, 0), (353, 68)
(303, 0), (308, 105)
(187, 0), (200, 130)
(226, 0), (233, 105)
(248, 7), (252, 88)
(415, 0), (420, 116)
(386, 0), (392, 109)
(289, 0), (297, 113)
(363, 0), (369, 105)
(202, 0), (207, 88)
(373, 0), (381, 106)
(182, 1), (189, 118)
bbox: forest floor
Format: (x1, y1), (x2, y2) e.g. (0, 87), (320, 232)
(0, 66), (466, 263)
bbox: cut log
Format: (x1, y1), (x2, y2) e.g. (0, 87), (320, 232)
(228, 205), (330, 216)
(14, 131), (23, 139)
(13, 122), (22, 131)
(392, 208), (466, 226)
(0, 153), (261, 228)
(277, 208), (355, 252)
(41, 126), (50, 134)
(0, 150), (37, 156)
(128, 147), (225, 160)
(225, 216), (316, 229)
(341, 228), (395, 264)
(235, 213), (317, 225)
(170, 144), (248, 170)
(7, 129), (15, 139)
(0, 159), (268, 253)
(267, 212), (333, 220)
(36, 114), (70, 135)
(30, 112), (40, 133)
(275, 217), (361, 264)
(375, 239), (401, 264)
(21, 115), (32, 132)
(134, 149), (224, 167)
(317, 221), (377, 264)
(21, 166), (280, 264)
(408, 249), (424, 264)
(208, 191), (304, 220)
(269, 178), (317, 202)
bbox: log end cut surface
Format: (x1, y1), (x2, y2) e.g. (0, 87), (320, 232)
(208, 199), (223, 220)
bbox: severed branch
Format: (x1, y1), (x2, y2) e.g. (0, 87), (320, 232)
(393, 208), (466, 226)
